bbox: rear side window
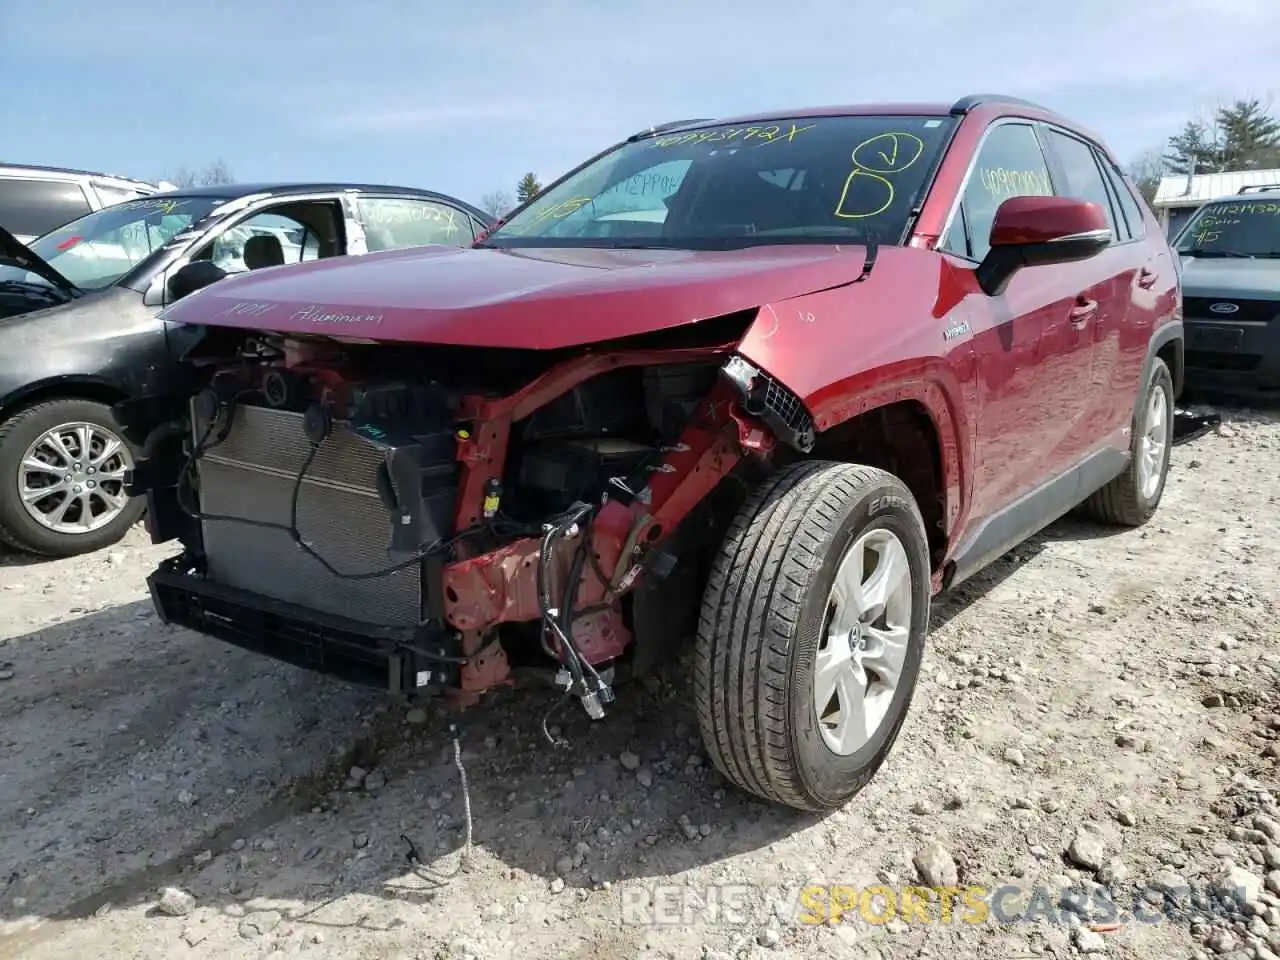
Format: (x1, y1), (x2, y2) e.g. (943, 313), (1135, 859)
(1045, 130), (1119, 240)
(354, 197), (476, 251)
(1100, 160), (1148, 240)
(0, 178), (93, 237)
(940, 122), (1054, 261)
(93, 183), (149, 207)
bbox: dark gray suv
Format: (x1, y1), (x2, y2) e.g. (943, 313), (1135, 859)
(1173, 184), (1280, 400)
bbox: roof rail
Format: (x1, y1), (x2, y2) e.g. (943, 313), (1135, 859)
(1238, 183), (1280, 194)
(626, 118), (716, 142)
(950, 94), (1054, 116)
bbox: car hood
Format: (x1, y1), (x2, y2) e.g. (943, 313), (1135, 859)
(160, 243), (877, 349)
(0, 225), (78, 296)
(1178, 255), (1280, 301)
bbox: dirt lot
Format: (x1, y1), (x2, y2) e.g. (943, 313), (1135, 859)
(1, 402), (1278, 960)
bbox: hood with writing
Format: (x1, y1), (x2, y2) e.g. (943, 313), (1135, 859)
(1179, 255), (1280, 302)
(161, 242), (878, 350)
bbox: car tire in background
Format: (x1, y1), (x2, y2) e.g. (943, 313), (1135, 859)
(1079, 357), (1175, 527)
(0, 398), (144, 557)
(694, 461), (931, 812)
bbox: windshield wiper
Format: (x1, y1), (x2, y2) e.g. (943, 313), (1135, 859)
(1180, 248), (1253, 258)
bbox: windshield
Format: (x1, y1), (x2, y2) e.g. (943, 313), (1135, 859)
(484, 114), (956, 249)
(1174, 197), (1280, 258)
(0, 195), (223, 291)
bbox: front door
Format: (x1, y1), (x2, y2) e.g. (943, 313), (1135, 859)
(938, 121), (1094, 525)
(160, 196), (348, 306)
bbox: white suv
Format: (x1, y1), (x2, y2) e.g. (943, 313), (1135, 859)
(0, 164), (164, 244)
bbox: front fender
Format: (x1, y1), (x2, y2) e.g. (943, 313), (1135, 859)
(733, 247), (975, 545)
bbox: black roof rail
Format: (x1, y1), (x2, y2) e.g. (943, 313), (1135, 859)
(1238, 183), (1280, 194)
(950, 94), (1054, 116)
(626, 118), (716, 142)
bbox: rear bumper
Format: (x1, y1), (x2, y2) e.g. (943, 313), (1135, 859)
(148, 556), (463, 694)
(1184, 318), (1280, 399)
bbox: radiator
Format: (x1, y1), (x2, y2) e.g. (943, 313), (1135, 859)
(193, 402), (423, 628)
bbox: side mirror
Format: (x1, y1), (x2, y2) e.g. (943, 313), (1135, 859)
(975, 196), (1111, 297)
(167, 259), (227, 302)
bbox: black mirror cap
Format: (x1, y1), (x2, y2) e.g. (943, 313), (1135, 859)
(167, 260), (227, 301)
(975, 231), (1110, 298)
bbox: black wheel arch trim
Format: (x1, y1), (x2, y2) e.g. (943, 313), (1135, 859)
(1136, 320), (1184, 416)
(0, 373), (131, 421)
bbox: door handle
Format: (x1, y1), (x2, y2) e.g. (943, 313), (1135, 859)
(1069, 297), (1098, 327)
(1137, 267), (1158, 289)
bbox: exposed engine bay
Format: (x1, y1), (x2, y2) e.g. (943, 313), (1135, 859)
(123, 316), (817, 724)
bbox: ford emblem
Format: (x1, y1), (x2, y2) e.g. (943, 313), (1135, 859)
(1209, 302), (1240, 315)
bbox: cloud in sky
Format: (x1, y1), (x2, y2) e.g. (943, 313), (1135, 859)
(2, 0), (1276, 205)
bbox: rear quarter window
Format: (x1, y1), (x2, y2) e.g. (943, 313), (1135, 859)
(0, 178), (94, 237)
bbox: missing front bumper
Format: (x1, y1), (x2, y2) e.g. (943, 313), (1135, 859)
(148, 556), (463, 694)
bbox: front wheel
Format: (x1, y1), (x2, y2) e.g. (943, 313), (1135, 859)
(0, 398), (144, 557)
(694, 461), (932, 812)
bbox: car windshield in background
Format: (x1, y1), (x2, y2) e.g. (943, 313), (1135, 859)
(8, 196), (223, 290)
(485, 115), (956, 250)
(1175, 198), (1280, 258)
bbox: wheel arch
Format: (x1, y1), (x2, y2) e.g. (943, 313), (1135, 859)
(1154, 326), (1184, 401)
(0, 376), (130, 424)
(809, 397), (954, 571)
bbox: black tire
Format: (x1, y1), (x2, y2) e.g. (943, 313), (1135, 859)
(0, 398), (144, 557)
(1079, 357), (1174, 527)
(694, 461), (932, 812)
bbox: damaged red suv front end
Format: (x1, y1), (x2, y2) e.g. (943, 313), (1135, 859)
(125, 230), (866, 716)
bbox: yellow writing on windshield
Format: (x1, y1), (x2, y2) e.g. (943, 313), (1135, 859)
(652, 123), (816, 149)
(1205, 201), (1280, 217)
(834, 132), (925, 219)
(529, 197), (593, 224)
(851, 133), (925, 174)
(979, 167), (1052, 200)
(123, 197), (189, 215)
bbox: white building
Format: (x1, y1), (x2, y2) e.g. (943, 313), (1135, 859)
(1152, 168), (1280, 238)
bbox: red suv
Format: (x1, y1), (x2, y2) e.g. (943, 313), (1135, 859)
(123, 93), (1182, 813)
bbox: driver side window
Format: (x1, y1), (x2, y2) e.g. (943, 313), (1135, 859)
(941, 123), (1054, 261)
(209, 212), (315, 275)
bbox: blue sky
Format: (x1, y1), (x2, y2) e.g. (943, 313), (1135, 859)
(2, 0), (1276, 209)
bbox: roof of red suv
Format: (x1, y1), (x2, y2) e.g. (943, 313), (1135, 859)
(640, 94), (1110, 160)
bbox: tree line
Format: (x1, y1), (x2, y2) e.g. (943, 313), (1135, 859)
(158, 160), (236, 188)
(1126, 97), (1280, 204)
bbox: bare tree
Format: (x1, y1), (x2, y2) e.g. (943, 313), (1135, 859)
(162, 160), (236, 188)
(1125, 149), (1166, 206)
(479, 190), (515, 218)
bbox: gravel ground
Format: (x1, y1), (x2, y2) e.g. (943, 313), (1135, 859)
(1, 402), (1278, 960)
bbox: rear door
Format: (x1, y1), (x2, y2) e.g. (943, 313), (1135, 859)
(1041, 128), (1149, 455)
